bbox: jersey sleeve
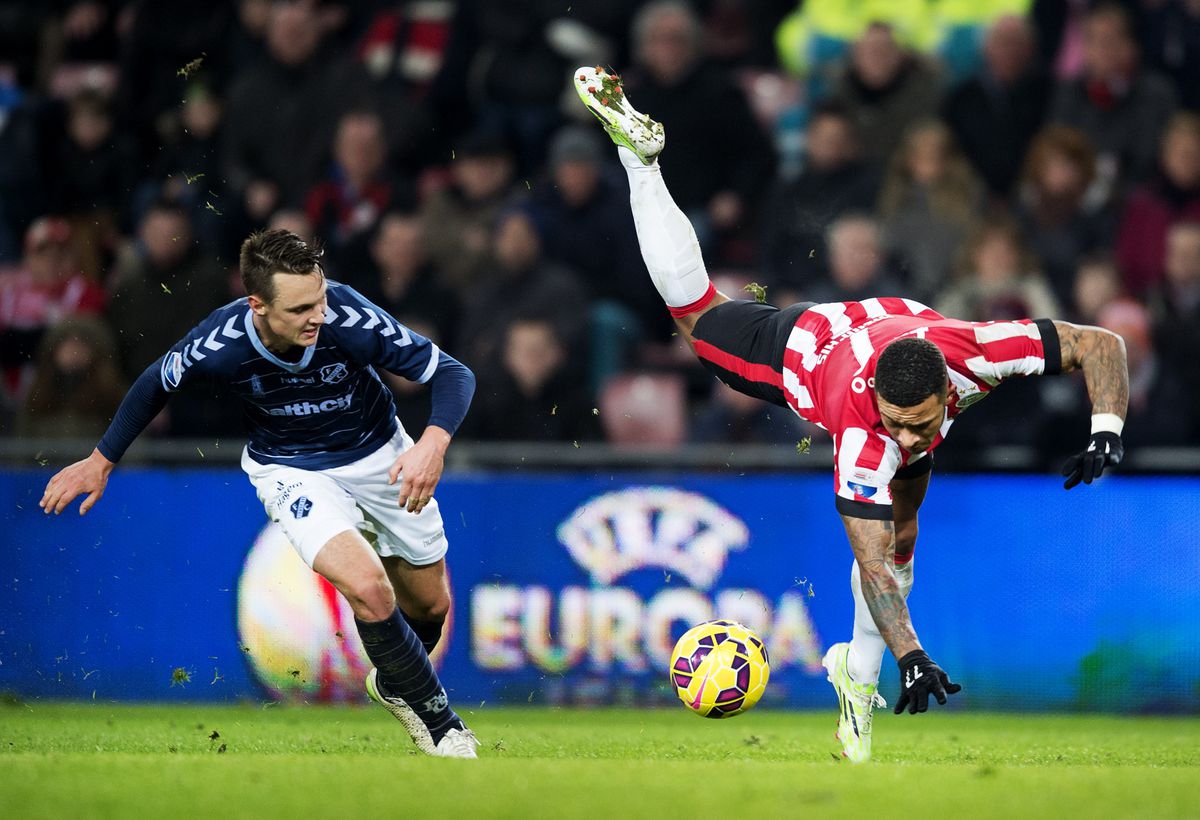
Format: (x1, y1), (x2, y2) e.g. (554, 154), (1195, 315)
(326, 283), (476, 434)
(96, 314), (224, 462)
(833, 425), (901, 520)
(956, 318), (1061, 384)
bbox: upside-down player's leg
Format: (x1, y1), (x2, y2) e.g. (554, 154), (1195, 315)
(573, 66), (730, 342)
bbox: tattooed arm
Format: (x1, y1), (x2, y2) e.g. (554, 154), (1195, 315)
(840, 514), (920, 658)
(1052, 321), (1129, 419)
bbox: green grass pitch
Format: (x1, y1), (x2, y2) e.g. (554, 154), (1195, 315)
(2, 702), (1198, 819)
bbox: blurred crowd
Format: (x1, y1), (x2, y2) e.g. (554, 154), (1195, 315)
(1, 0), (1198, 463)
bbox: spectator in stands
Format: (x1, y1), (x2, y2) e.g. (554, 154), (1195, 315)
(1138, 0), (1200, 111)
(52, 87), (135, 278)
(802, 214), (902, 304)
(534, 124), (665, 388)
(116, 0), (236, 165)
(828, 22), (941, 164)
(877, 119), (983, 301)
(690, 379), (809, 445)
(1016, 125), (1113, 309)
(1094, 298), (1193, 445)
(936, 219), (1062, 322)
(942, 14), (1050, 199)
(107, 200), (231, 380)
(223, 1), (373, 220)
(143, 82), (226, 248)
(0, 217), (106, 414)
(365, 211), (459, 346)
(420, 128), (517, 300)
(460, 316), (601, 442)
(1147, 221), (1200, 441)
(621, 0), (775, 256)
(1072, 255), (1124, 325)
(456, 206), (587, 369)
(760, 102), (881, 291)
(1115, 112), (1200, 297)
(305, 109), (413, 287)
(1049, 2), (1177, 203)
(16, 316), (126, 439)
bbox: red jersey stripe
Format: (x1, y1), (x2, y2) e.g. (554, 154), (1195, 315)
(693, 338), (785, 388)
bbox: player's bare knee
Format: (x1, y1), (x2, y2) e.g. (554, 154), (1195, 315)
(408, 594), (449, 624)
(344, 571), (396, 622)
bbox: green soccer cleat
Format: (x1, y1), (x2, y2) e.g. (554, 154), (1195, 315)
(822, 642), (887, 764)
(573, 65), (665, 165)
(365, 667), (436, 755)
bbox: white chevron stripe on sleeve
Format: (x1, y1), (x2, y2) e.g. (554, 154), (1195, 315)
(362, 308), (381, 330)
(417, 343), (441, 383)
(340, 305), (362, 327)
(203, 327), (225, 351)
(221, 315), (245, 339)
(392, 325), (412, 347)
(189, 338), (206, 361)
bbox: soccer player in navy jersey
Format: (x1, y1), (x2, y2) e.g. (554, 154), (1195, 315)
(40, 229), (480, 758)
(574, 67), (1131, 762)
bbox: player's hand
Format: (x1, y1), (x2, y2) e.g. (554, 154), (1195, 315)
(39, 449), (115, 516)
(388, 426), (451, 513)
(1061, 431), (1123, 490)
(894, 650), (961, 715)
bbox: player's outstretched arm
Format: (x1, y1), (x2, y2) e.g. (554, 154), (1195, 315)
(1052, 321), (1130, 489)
(39, 448), (115, 516)
(841, 514), (962, 714)
(841, 515), (920, 655)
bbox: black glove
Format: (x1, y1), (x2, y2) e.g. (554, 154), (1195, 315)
(894, 650), (961, 715)
(1061, 431), (1123, 490)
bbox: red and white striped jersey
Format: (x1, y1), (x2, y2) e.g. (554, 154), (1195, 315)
(779, 297), (1059, 518)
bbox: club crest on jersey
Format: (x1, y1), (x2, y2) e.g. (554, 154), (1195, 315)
(320, 363), (349, 384)
(290, 497), (313, 519)
(163, 351), (184, 389)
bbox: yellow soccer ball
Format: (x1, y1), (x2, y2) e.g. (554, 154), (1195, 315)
(669, 619), (770, 718)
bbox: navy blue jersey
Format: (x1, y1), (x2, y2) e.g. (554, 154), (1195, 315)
(98, 281), (474, 470)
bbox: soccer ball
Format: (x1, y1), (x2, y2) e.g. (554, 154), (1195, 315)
(669, 619), (770, 718)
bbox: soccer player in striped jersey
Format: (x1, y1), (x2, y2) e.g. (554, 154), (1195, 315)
(575, 67), (1130, 762)
(39, 230), (480, 758)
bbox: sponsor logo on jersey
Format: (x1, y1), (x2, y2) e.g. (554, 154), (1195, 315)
(846, 481), (877, 499)
(320, 363), (349, 384)
(266, 391), (353, 417)
(163, 352), (184, 389)
(282, 375), (317, 385)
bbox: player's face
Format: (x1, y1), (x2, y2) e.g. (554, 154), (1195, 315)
(876, 391), (947, 454)
(252, 271), (327, 351)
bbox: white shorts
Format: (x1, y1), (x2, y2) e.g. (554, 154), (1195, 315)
(241, 424), (449, 568)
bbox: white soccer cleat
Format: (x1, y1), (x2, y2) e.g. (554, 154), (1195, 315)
(433, 726), (480, 759)
(822, 642), (887, 764)
(573, 65), (664, 165)
(365, 667), (436, 755)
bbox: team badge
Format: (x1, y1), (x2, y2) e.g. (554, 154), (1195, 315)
(290, 497), (313, 519)
(320, 363), (349, 384)
(163, 351), (184, 389)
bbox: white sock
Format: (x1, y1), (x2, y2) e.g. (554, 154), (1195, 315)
(847, 558), (914, 686)
(619, 145), (713, 311)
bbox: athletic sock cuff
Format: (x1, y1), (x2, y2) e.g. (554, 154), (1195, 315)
(667, 282), (717, 318)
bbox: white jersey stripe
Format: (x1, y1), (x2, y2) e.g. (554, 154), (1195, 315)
(416, 344), (440, 383)
(786, 326), (820, 371)
(973, 321), (1040, 344)
(810, 302), (851, 337)
(860, 297), (887, 318)
(901, 298), (933, 316)
(850, 328), (875, 369)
